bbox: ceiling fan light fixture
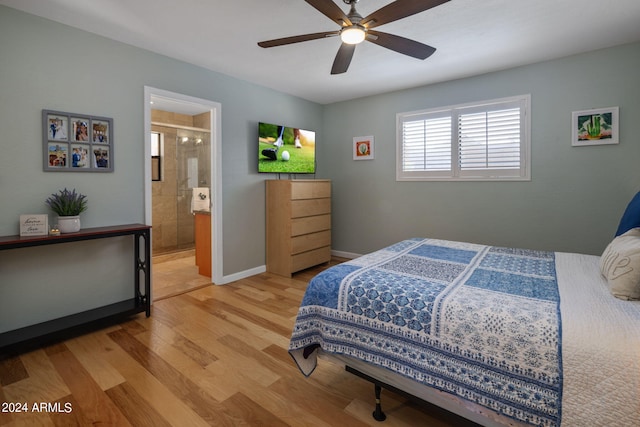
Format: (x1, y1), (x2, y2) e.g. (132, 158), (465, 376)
(340, 25), (366, 44)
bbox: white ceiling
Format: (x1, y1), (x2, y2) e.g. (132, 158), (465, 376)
(2, 0), (640, 105)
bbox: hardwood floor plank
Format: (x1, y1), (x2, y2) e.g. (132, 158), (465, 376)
(221, 392), (290, 427)
(48, 395), (94, 427)
(119, 318), (148, 336)
(268, 376), (371, 427)
(187, 294), (293, 338)
(233, 285), (274, 302)
(217, 335), (296, 379)
(210, 336), (281, 388)
(43, 343), (68, 357)
(147, 298), (185, 330)
(0, 354), (28, 387)
(105, 382), (172, 427)
(241, 274), (298, 293)
(107, 328), (239, 426)
(190, 284), (295, 332)
(164, 292), (286, 351)
(135, 320), (217, 368)
(261, 343), (295, 367)
(206, 308), (291, 351)
(233, 279), (302, 307)
(154, 296), (276, 356)
(101, 345), (211, 427)
(229, 377), (338, 427)
(153, 294), (234, 342)
(0, 410), (54, 426)
(203, 355), (338, 427)
(63, 331), (126, 391)
(133, 326), (237, 402)
(2, 349), (70, 404)
(47, 346), (132, 426)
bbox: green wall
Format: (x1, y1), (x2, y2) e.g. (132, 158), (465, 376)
(321, 42), (640, 256)
(0, 6), (323, 331)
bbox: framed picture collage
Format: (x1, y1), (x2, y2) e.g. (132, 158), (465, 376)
(43, 109), (113, 172)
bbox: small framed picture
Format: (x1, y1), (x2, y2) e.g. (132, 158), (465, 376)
(572, 107), (619, 146)
(47, 143), (68, 167)
(93, 146), (110, 169)
(46, 113), (69, 141)
(92, 119), (110, 143)
(71, 117), (90, 142)
(19, 214), (49, 237)
(70, 144), (90, 169)
(43, 110), (113, 172)
(353, 135), (374, 160)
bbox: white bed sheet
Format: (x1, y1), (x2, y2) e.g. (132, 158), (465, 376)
(556, 252), (640, 426)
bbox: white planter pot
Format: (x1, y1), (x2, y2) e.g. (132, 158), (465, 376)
(57, 215), (81, 233)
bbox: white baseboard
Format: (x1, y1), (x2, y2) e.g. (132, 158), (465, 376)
(331, 249), (361, 259)
(218, 250), (360, 286)
(218, 265), (266, 285)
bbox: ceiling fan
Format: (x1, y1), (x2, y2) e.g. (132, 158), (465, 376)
(257, 0), (450, 75)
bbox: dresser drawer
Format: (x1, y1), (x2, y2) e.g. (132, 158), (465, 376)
(291, 246), (331, 273)
(291, 230), (331, 254)
(291, 214), (331, 237)
(291, 181), (331, 200)
(291, 198), (330, 218)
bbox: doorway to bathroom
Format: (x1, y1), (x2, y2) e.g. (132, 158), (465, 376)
(144, 87), (223, 300)
(151, 112), (210, 255)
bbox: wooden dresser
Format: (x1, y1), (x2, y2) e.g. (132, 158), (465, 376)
(266, 179), (331, 277)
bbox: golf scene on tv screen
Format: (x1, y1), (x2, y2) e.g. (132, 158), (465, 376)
(258, 122), (316, 174)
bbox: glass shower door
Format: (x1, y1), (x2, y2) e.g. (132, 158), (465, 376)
(176, 130), (211, 251)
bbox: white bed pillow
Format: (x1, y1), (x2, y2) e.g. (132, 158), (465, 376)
(600, 227), (640, 300)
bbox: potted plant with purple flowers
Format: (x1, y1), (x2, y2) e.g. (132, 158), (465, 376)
(45, 188), (88, 233)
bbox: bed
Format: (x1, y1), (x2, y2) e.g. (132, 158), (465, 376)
(288, 194), (640, 427)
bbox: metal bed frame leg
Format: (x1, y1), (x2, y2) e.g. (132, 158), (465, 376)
(373, 384), (387, 422)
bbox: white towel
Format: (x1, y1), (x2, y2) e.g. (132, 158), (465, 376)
(191, 187), (210, 213)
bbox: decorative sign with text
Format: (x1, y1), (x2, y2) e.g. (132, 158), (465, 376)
(19, 214), (49, 236)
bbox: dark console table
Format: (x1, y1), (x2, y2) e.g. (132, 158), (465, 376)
(0, 223), (151, 352)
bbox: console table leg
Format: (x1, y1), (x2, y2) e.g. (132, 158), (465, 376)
(134, 230), (151, 317)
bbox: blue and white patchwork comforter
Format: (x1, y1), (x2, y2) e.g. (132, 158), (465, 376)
(289, 238), (563, 426)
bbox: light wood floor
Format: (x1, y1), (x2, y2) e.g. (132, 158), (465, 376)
(152, 250), (211, 301)
(0, 258), (480, 427)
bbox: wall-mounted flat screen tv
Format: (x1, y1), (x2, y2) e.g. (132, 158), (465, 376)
(258, 122), (316, 174)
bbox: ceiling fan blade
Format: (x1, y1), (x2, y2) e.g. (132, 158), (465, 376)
(306, 0), (352, 26)
(367, 30), (436, 60)
(361, 0), (450, 29)
(331, 43), (356, 74)
(258, 31), (339, 48)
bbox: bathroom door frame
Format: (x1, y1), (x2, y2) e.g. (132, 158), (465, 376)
(143, 86), (223, 286)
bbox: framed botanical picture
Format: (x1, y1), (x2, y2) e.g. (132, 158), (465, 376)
(43, 109), (113, 171)
(353, 135), (374, 160)
(572, 106), (619, 146)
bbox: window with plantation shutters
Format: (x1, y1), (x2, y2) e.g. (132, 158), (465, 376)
(397, 95), (530, 181)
